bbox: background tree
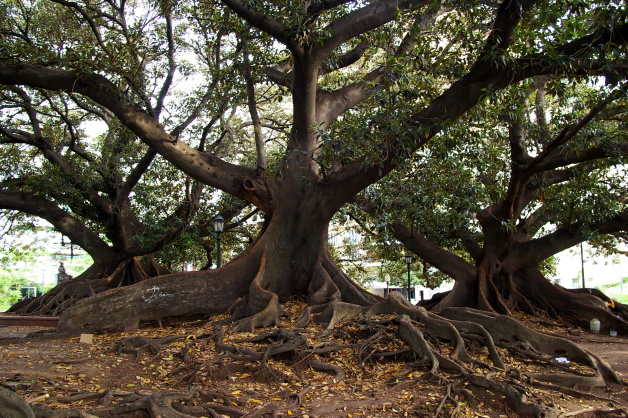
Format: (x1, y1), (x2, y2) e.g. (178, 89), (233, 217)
(0, 0), (245, 314)
(359, 77), (628, 330)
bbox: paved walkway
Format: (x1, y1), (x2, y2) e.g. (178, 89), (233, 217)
(580, 338), (628, 378)
(0, 325), (52, 338)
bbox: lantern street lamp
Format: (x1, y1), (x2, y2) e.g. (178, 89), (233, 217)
(405, 252), (413, 301)
(580, 242), (586, 288)
(59, 234), (75, 259)
(384, 273), (391, 298)
(212, 215), (225, 268)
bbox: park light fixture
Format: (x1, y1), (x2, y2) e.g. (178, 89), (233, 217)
(405, 252), (413, 301)
(59, 233), (75, 259)
(384, 273), (391, 297)
(213, 215), (225, 268)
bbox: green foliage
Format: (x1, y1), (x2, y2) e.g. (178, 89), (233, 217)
(540, 256), (558, 279)
(0, 270), (23, 309)
(351, 72), (628, 275)
(0, 218), (50, 268)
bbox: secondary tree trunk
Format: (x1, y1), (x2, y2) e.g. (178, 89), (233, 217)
(392, 221), (628, 334)
(429, 253), (628, 334)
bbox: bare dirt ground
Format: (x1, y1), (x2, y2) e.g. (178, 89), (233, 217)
(1, 302), (627, 417)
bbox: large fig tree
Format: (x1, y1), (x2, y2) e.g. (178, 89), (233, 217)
(3, 1), (628, 415)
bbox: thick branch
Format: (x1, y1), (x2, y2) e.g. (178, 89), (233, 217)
(523, 211), (628, 263)
(219, 0), (289, 46)
(242, 36), (266, 169)
(514, 24), (628, 81)
(391, 222), (477, 281)
(518, 207), (553, 239)
(49, 0), (106, 48)
(319, 41), (368, 76)
(482, 0), (536, 53)
(532, 142), (628, 174)
(317, 0), (430, 62)
(116, 148), (157, 205)
(306, 0), (353, 18)
(154, 8), (176, 118)
(0, 190), (115, 260)
(509, 98), (531, 165)
(459, 230), (484, 263)
(0, 64), (260, 202)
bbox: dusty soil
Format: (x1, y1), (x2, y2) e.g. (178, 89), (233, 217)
(1, 303), (627, 417)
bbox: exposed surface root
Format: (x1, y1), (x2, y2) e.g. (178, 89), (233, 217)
(73, 387), (200, 417)
(427, 268), (628, 337)
(567, 288), (628, 323)
(110, 335), (187, 358)
(215, 292), (625, 416)
(0, 385), (36, 418)
(512, 271), (628, 335)
(439, 307), (621, 389)
(219, 273), (626, 416)
(557, 407), (628, 417)
(10, 279), (107, 317)
(2, 295), (626, 417)
(230, 254), (281, 332)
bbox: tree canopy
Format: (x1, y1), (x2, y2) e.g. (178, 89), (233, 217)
(356, 75), (628, 323)
(2, 0), (628, 338)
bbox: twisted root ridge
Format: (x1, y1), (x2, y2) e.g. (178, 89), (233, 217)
(227, 268), (625, 418)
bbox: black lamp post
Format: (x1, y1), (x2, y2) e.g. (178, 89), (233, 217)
(384, 273), (391, 298)
(212, 215), (225, 268)
(580, 242), (585, 288)
(60, 234), (75, 259)
(405, 252), (413, 301)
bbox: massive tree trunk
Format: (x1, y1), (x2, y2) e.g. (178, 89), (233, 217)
(3, 2), (628, 415)
(421, 258), (628, 335)
(58, 178), (378, 331)
(3, 0), (618, 331)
